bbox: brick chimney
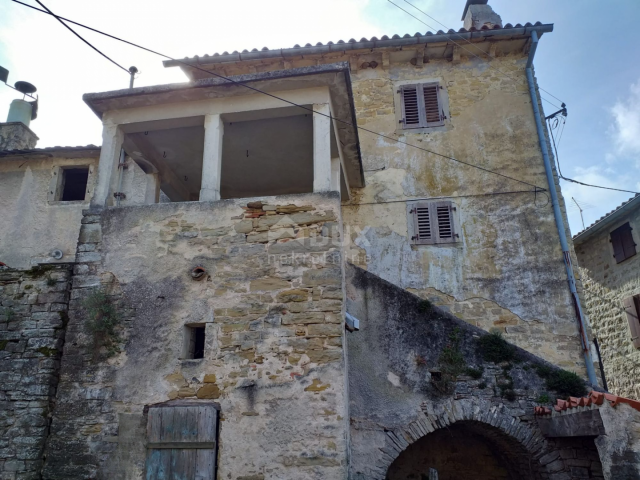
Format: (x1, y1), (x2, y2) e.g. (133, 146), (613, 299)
(0, 99), (39, 151)
(462, 0), (503, 30)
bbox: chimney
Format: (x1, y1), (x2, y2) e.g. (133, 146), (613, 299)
(462, 0), (503, 31)
(0, 68), (39, 151)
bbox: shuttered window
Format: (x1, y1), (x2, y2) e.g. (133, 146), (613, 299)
(411, 201), (456, 245)
(610, 222), (636, 264)
(400, 83), (445, 129)
(145, 403), (219, 480)
(623, 295), (640, 349)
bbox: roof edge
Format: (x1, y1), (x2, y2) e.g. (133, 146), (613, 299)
(163, 23), (553, 68)
(573, 194), (640, 244)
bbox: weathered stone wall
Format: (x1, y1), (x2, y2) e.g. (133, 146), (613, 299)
(43, 192), (348, 480)
(0, 265), (71, 480)
(0, 154), (99, 269)
(345, 263), (597, 480)
(187, 48), (586, 374)
(0, 123), (38, 151)
(575, 208), (640, 399)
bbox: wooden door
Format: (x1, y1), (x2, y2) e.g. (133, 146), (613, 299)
(145, 404), (218, 480)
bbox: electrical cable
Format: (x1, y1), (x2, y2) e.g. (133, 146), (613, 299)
(33, 0), (129, 75)
(11, 0), (548, 193)
(387, 0), (562, 110)
(400, 0), (566, 106)
(548, 117), (639, 195)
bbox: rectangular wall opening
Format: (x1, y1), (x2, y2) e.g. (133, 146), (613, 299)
(183, 324), (206, 360)
(220, 110), (313, 199)
(122, 117), (205, 203)
(60, 167), (89, 201)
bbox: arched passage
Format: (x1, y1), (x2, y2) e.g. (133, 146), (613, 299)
(386, 420), (544, 480)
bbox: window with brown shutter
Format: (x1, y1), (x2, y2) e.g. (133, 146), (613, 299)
(610, 222), (636, 264)
(411, 201), (457, 245)
(400, 83), (445, 129)
(623, 295), (640, 348)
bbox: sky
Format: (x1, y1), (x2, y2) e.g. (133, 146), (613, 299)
(1, 0), (639, 234)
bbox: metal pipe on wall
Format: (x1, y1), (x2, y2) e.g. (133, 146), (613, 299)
(526, 30), (598, 386)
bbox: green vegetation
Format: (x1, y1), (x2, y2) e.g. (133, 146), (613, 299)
(478, 381), (487, 390)
(477, 331), (517, 363)
(417, 299), (433, 314)
(503, 389), (517, 401)
(83, 289), (120, 358)
(536, 393), (551, 404)
(465, 366), (484, 380)
(25, 264), (58, 278)
(46, 276), (57, 287)
(0, 340), (8, 350)
(4, 308), (14, 322)
(433, 328), (466, 394)
(37, 347), (57, 357)
(534, 364), (587, 398)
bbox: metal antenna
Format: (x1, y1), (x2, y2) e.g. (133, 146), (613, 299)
(128, 66), (138, 89)
(572, 197), (585, 230)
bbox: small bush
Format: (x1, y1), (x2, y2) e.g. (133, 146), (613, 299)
(465, 367), (484, 380)
(433, 328), (466, 394)
(536, 393), (551, 404)
(478, 381), (487, 390)
(534, 364), (587, 398)
(503, 389), (517, 401)
(418, 299), (432, 314)
(83, 290), (120, 358)
(46, 276), (57, 287)
(477, 332), (516, 363)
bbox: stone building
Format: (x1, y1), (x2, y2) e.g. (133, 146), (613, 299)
(574, 195), (640, 400)
(2, 1), (640, 479)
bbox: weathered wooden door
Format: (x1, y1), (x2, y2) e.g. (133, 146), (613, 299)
(145, 404), (218, 480)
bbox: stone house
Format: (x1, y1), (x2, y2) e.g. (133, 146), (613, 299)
(574, 194), (640, 400)
(2, 1), (640, 479)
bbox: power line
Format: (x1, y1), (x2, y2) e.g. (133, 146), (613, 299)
(33, 0), (129, 75)
(387, 0), (563, 110)
(548, 117), (639, 195)
(13, 0), (547, 193)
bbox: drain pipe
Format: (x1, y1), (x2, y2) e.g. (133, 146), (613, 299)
(526, 30), (598, 386)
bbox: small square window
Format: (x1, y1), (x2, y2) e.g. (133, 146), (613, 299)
(58, 167), (89, 201)
(399, 83), (446, 129)
(183, 324), (206, 359)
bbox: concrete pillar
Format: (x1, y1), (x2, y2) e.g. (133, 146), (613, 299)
(313, 103), (332, 192)
(91, 124), (123, 208)
(144, 172), (160, 204)
(200, 114), (224, 201)
(331, 157), (341, 192)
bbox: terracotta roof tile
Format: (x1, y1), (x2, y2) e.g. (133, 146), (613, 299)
(534, 391), (640, 416)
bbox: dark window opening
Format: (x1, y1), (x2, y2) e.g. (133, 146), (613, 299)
(184, 324), (206, 359)
(61, 168), (89, 201)
(610, 222), (636, 264)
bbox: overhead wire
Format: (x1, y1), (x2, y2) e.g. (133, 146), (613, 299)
(13, 0), (548, 194)
(399, 0), (566, 106)
(33, 0), (129, 75)
(386, 0), (563, 109)
(548, 117), (639, 195)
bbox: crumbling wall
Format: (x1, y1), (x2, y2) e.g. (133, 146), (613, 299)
(0, 265), (71, 480)
(0, 155), (99, 269)
(345, 263), (596, 480)
(43, 192), (348, 480)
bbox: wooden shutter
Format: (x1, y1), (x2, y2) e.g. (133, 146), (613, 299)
(400, 83), (445, 129)
(412, 202), (435, 244)
(623, 295), (640, 349)
(400, 85), (424, 128)
(611, 223), (637, 263)
(434, 201), (455, 244)
(422, 83), (444, 126)
(146, 404), (218, 480)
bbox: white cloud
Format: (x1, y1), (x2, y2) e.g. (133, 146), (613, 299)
(610, 79), (640, 157)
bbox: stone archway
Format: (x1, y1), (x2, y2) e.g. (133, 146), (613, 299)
(374, 398), (556, 480)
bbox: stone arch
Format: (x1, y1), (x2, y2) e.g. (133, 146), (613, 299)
(374, 398), (557, 480)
